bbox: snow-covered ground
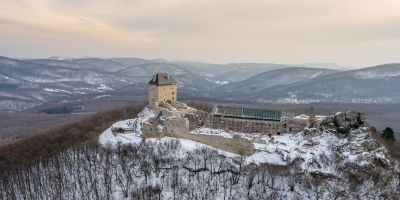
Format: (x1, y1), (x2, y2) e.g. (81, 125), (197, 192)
(190, 127), (234, 138)
(147, 137), (239, 159)
(99, 106), (158, 146)
(99, 127), (143, 146)
(100, 107), (391, 177)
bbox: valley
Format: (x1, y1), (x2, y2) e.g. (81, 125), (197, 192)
(2, 56), (400, 113)
(1, 56), (400, 143)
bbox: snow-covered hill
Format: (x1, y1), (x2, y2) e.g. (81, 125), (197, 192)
(97, 107), (399, 199)
(212, 67), (338, 97)
(100, 107), (397, 172)
(3, 106), (399, 199)
(243, 64), (400, 104)
(0, 56), (138, 111)
(2, 55), (400, 112)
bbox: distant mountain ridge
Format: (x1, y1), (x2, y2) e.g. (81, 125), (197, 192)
(1, 55), (399, 111)
(242, 64), (400, 104)
(212, 67), (339, 96)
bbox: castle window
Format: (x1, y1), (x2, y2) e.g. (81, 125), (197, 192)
(172, 91), (175, 95)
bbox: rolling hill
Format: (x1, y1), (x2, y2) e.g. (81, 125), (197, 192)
(234, 64), (400, 104)
(2, 55), (400, 112)
(212, 67), (339, 97)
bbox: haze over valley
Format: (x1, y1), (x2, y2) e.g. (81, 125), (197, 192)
(1, 55), (400, 141)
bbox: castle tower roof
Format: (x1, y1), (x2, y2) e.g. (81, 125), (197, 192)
(148, 73), (177, 86)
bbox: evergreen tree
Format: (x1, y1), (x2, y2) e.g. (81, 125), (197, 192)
(309, 106), (316, 128)
(382, 127), (395, 141)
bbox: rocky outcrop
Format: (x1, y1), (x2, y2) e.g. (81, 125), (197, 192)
(320, 110), (365, 136)
(334, 111), (364, 128)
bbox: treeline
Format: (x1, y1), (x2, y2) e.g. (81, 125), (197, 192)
(370, 126), (400, 160)
(2, 139), (398, 199)
(0, 101), (213, 177)
(0, 104), (144, 177)
(1, 101), (399, 199)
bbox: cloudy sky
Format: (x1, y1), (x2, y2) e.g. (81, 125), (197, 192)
(0, 0), (399, 67)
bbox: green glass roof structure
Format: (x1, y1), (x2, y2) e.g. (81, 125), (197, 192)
(213, 105), (282, 121)
(242, 108), (281, 121)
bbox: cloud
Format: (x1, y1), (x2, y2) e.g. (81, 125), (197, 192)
(0, 0), (399, 66)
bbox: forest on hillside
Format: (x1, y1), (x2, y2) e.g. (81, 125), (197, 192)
(2, 138), (399, 199)
(1, 102), (399, 199)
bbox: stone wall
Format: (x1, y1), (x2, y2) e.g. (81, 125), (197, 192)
(144, 128), (254, 156)
(148, 84), (177, 107)
(142, 123), (159, 137)
(165, 117), (189, 135)
(142, 101), (255, 156)
(282, 118), (308, 133)
(184, 110), (208, 131)
(177, 132), (254, 156)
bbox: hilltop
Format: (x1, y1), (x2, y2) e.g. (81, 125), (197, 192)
(95, 104), (399, 199)
(1, 102), (399, 199)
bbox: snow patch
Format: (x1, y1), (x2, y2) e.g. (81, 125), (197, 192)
(42, 88), (72, 94)
(190, 127), (234, 138)
(355, 70), (400, 80)
(97, 84), (113, 91)
(310, 71), (322, 79)
(99, 106), (158, 146)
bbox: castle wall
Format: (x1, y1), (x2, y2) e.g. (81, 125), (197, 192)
(148, 84), (177, 107)
(185, 110), (208, 131)
(165, 117), (189, 135)
(143, 122), (254, 156)
(142, 123), (158, 137)
(282, 118), (308, 133)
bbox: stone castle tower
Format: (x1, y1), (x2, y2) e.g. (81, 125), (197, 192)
(148, 73), (177, 107)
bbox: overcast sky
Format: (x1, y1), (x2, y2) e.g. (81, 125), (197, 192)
(0, 0), (399, 67)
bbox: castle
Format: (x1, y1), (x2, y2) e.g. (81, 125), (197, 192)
(143, 73), (207, 138)
(143, 73), (370, 139)
(142, 73), (254, 155)
(143, 73), (310, 137)
(113, 73), (366, 155)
